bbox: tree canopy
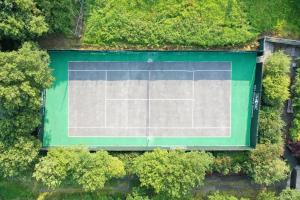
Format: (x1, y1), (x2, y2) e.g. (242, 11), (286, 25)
(0, 0), (48, 41)
(36, 0), (79, 34)
(0, 136), (41, 178)
(262, 51), (291, 108)
(248, 144), (289, 186)
(0, 42), (53, 141)
(33, 148), (125, 191)
(132, 149), (213, 199)
(259, 106), (284, 144)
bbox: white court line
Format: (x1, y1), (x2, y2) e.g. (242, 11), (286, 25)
(106, 99), (194, 101)
(148, 71), (151, 128)
(68, 69), (231, 72)
(192, 71), (195, 128)
(104, 71), (107, 128)
(69, 127), (230, 129)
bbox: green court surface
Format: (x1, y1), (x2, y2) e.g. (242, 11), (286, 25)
(43, 51), (261, 150)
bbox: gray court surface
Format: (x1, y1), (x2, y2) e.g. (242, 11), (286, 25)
(68, 62), (231, 137)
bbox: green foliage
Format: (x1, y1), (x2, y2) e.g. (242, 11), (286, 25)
(240, 0), (300, 38)
(262, 51), (291, 108)
(290, 68), (300, 141)
(132, 149), (213, 199)
(248, 144), (289, 186)
(256, 191), (276, 200)
(83, 0), (300, 48)
(83, 0), (256, 48)
(73, 150), (125, 192)
(126, 187), (150, 200)
(278, 189), (300, 200)
(0, 42), (53, 140)
(0, 136), (41, 178)
(36, 0), (79, 34)
(113, 152), (142, 176)
(33, 148), (125, 191)
(258, 106), (284, 144)
(212, 152), (250, 175)
(206, 191), (249, 200)
(0, 0), (48, 40)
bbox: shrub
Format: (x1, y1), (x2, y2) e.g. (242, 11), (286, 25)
(206, 191), (249, 200)
(256, 191), (276, 200)
(113, 152), (142, 176)
(213, 152), (250, 175)
(258, 106), (284, 144)
(262, 51), (291, 108)
(278, 188), (300, 200)
(126, 187), (150, 200)
(290, 68), (300, 141)
(132, 149), (213, 199)
(248, 144), (289, 186)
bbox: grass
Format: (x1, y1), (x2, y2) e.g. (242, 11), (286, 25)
(0, 178), (38, 200)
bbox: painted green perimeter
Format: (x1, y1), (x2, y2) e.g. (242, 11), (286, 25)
(43, 51), (256, 149)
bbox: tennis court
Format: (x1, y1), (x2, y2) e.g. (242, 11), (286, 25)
(69, 61), (231, 137)
(43, 51), (261, 150)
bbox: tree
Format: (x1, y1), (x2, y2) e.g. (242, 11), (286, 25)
(0, 136), (41, 178)
(0, 42), (53, 141)
(33, 148), (75, 189)
(248, 144), (289, 186)
(132, 149), (213, 199)
(73, 150), (125, 191)
(33, 148), (125, 191)
(258, 106), (284, 144)
(262, 51), (291, 108)
(36, 0), (79, 34)
(0, 0), (48, 41)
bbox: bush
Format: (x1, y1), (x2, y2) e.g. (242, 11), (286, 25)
(290, 68), (300, 141)
(213, 152), (250, 175)
(278, 188), (300, 200)
(113, 152), (142, 176)
(206, 191), (249, 200)
(258, 106), (284, 144)
(132, 149), (213, 199)
(262, 51), (291, 108)
(126, 187), (150, 200)
(33, 148), (125, 191)
(256, 191), (276, 200)
(248, 144), (289, 186)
